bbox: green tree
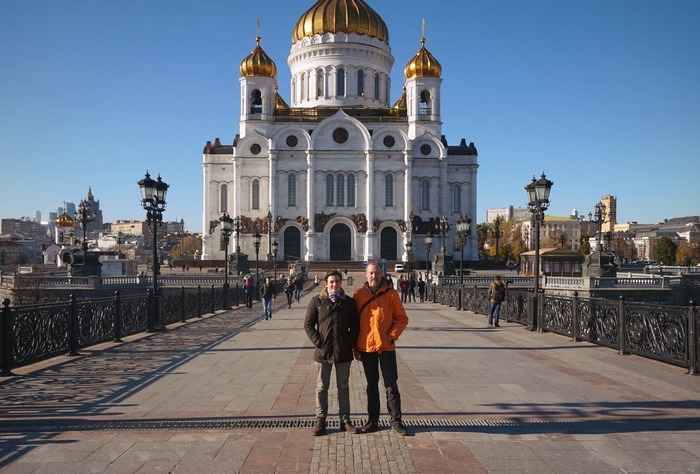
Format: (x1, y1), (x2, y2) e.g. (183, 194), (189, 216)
(654, 236), (677, 265)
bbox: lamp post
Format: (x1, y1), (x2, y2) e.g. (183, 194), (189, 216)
(438, 216), (450, 258)
(253, 231), (261, 300)
(494, 217), (501, 261)
(456, 215), (472, 285)
(424, 231), (433, 281)
(272, 240), (279, 298)
(74, 199), (96, 252)
(405, 210), (414, 277)
(138, 171), (169, 332)
(525, 172), (553, 332)
(266, 210), (273, 260)
(220, 212), (233, 308)
(588, 202), (606, 251)
(559, 233), (567, 249)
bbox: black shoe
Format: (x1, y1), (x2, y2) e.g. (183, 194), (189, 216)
(391, 421), (408, 436)
(360, 421), (378, 433)
(494, 324), (500, 327)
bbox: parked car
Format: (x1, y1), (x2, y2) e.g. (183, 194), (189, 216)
(394, 263), (405, 272)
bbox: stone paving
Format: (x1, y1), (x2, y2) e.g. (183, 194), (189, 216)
(0, 280), (699, 473)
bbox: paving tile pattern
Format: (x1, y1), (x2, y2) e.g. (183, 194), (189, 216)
(1, 280), (699, 473)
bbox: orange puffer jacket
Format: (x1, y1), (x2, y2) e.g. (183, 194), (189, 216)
(353, 280), (409, 353)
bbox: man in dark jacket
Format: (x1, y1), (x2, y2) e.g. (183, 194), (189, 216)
(260, 276), (275, 320)
(304, 270), (360, 436)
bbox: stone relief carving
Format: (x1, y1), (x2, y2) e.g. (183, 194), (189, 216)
(350, 213), (367, 233)
(297, 216), (309, 232)
(372, 218), (381, 232)
(314, 212), (335, 232)
(208, 220), (220, 234)
(274, 216), (287, 232)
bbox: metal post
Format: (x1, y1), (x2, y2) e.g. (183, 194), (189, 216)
(114, 291), (122, 343)
(1, 298), (15, 376)
(618, 295), (626, 355)
(68, 294), (79, 356)
(147, 288), (155, 332)
(688, 300), (697, 375)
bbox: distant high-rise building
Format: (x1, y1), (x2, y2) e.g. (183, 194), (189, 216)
(600, 195), (617, 233)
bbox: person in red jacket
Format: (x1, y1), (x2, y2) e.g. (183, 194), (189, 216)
(353, 261), (409, 436)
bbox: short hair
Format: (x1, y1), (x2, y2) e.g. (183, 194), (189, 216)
(325, 270), (342, 282)
(365, 261), (383, 273)
(494, 275), (501, 281)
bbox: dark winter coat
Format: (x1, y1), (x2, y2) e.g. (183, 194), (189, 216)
(304, 288), (359, 364)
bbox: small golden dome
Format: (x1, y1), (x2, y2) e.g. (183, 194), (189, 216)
(404, 38), (442, 78)
(292, 0), (389, 45)
(55, 211), (74, 228)
(274, 87), (290, 111)
(240, 36), (277, 78)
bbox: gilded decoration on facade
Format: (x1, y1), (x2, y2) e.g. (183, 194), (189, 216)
(350, 213), (367, 233)
(274, 216), (287, 232)
(297, 216), (309, 232)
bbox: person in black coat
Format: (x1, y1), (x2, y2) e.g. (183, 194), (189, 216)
(304, 270), (360, 436)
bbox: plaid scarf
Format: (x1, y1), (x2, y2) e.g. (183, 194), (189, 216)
(328, 288), (343, 304)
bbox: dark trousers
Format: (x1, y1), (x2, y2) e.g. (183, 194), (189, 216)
(360, 350), (402, 423)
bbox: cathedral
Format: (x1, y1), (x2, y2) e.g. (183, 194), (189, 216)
(201, 0), (478, 265)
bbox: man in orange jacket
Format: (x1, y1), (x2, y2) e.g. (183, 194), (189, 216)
(353, 261), (409, 435)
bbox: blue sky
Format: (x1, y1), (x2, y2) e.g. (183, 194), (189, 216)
(2, 0), (698, 233)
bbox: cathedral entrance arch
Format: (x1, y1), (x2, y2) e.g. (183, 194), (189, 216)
(380, 227), (398, 261)
(284, 227), (302, 261)
(329, 224), (351, 260)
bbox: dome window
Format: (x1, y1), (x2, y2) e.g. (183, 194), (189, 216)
(337, 68), (345, 97)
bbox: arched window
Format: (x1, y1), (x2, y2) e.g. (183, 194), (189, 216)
(337, 175), (345, 206)
(421, 179), (430, 210)
(357, 69), (364, 96)
(419, 90), (431, 115)
(252, 179), (260, 210)
(326, 175), (334, 206)
(251, 89), (262, 114)
(347, 174), (356, 206)
(337, 68), (345, 97)
(288, 175), (296, 207)
(374, 73), (380, 99)
(316, 69), (324, 98)
(300, 74), (305, 101)
(385, 175), (393, 207)
(220, 184), (228, 213)
(452, 184), (461, 214)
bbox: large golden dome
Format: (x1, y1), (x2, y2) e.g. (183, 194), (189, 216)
(292, 0), (389, 44)
(404, 38), (442, 78)
(55, 211), (74, 228)
(240, 36), (277, 78)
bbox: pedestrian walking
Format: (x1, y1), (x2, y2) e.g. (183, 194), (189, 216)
(417, 276), (426, 302)
(243, 275), (254, 308)
(283, 277), (295, 308)
(294, 275), (304, 303)
(260, 276), (275, 320)
(487, 275), (506, 328)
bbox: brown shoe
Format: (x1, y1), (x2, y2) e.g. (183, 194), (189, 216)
(340, 421), (358, 434)
(312, 417), (326, 436)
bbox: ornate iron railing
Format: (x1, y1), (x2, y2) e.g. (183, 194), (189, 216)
(425, 283), (698, 374)
(0, 285), (238, 375)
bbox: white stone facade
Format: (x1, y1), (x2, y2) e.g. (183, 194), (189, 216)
(202, 2), (478, 265)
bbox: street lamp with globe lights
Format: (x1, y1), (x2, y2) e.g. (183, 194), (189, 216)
(253, 232), (262, 300)
(220, 212), (233, 308)
(525, 172), (553, 332)
(456, 215), (472, 285)
(272, 240), (279, 295)
(138, 171), (169, 332)
(424, 231), (433, 281)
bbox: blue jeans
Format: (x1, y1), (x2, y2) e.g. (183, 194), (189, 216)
(488, 302), (501, 326)
(263, 297), (272, 319)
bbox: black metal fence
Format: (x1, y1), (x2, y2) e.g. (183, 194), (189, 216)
(0, 283), (256, 376)
(427, 284), (698, 374)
